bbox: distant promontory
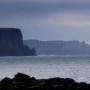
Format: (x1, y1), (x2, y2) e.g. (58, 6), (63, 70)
(0, 28), (36, 56)
(24, 39), (90, 55)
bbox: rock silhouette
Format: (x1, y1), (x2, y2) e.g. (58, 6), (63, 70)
(0, 73), (90, 90)
(0, 28), (36, 56)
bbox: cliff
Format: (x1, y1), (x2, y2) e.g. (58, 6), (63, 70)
(0, 28), (36, 56)
(24, 39), (90, 55)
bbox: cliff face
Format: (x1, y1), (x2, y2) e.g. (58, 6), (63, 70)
(0, 28), (23, 47)
(0, 28), (36, 56)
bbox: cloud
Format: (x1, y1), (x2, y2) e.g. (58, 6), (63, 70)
(0, 0), (90, 3)
(0, 0), (90, 21)
(0, 0), (90, 39)
(0, 0), (90, 41)
(0, 0), (90, 13)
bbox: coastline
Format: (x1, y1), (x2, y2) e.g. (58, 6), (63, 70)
(0, 72), (90, 90)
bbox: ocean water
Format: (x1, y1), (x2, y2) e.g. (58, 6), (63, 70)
(0, 55), (90, 83)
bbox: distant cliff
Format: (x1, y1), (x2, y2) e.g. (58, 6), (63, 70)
(24, 39), (90, 55)
(0, 28), (36, 56)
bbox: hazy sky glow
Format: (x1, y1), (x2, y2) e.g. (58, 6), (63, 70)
(1, 0), (90, 42)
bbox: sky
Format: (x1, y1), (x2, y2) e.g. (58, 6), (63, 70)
(0, 0), (90, 42)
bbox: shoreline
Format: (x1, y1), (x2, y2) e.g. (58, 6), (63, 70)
(0, 73), (90, 90)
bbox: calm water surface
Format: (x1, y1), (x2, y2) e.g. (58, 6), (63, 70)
(0, 55), (90, 83)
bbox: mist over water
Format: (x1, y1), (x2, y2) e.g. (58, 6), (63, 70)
(0, 55), (90, 83)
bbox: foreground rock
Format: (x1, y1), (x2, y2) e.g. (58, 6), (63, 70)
(0, 73), (90, 90)
(0, 28), (36, 56)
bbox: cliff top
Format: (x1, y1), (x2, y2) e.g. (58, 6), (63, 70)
(0, 28), (20, 31)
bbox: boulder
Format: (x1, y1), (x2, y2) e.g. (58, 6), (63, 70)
(0, 77), (13, 90)
(13, 73), (30, 83)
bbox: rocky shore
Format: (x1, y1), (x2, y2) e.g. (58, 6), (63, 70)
(0, 73), (90, 90)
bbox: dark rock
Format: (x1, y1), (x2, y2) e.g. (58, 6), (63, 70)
(0, 77), (13, 90)
(13, 73), (38, 87)
(13, 73), (30, 83)
(42, 78), (65, 87)
(7, 83), (21, 90)
(41, 77), (75, 88)
(0, 73), (90, 90)
(78, 82), (87, 87)
(64, 78), (75, 86)
(14, 82), (28, 89)
(51, 85), (66, 90)
(1, 77), (13, 84)
(69, 82), (78, 90)
(28, 77), (39, 86)
(26, 86), (40, 90)
(0, 28), (36, 56)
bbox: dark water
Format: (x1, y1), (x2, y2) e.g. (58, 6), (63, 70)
(0, 55), (90, 83)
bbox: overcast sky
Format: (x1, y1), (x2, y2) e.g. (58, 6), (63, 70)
(1, 0), (90, 42)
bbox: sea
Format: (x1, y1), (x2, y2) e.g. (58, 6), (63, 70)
(0, 55), (90, 83)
